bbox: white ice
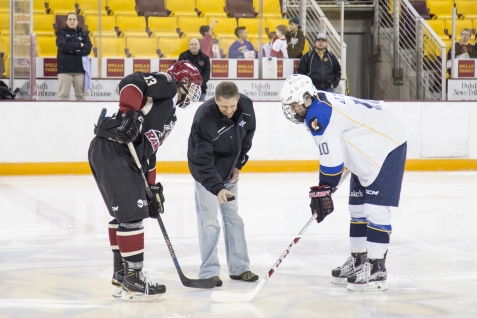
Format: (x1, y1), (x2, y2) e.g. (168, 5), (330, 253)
(0, 171), (476, 317)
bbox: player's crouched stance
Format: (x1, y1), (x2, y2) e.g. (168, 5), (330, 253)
(88, 61), (202, 301)
(279, 75), (407, 292)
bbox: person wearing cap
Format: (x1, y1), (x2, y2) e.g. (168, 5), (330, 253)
(286, 16), (305, 58)
(297, 33), (342, 93)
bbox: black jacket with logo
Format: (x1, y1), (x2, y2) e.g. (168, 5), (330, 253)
(188, 94), (256, 195)
(297, 48), (341, 91)
(56, 27), (92, 74)
(178, 50), (210, 93)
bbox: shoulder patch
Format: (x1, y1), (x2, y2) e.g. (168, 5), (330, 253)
(307, 116), (323, 133)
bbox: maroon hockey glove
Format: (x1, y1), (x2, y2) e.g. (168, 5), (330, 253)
(148, 182), (165, 218)
(309, 185), (334, 223)
(116, 110), (143, 144)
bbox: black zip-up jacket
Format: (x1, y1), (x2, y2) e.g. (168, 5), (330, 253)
(178, 49), (210, 93)
(56, 27), (92, 74)
(297, 48), (341, 91)
(188, 94), (256, 195)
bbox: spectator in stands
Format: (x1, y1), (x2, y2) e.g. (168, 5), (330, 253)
(447, 28), (476, 60)
(200, 19), (218, 59)
(286, 16), (305, 58)
(229, 27), (257, 59)
(270, 25), (288, 58)
(297, 33), (341, 93)
(178, 38), (210, 100)
(56, 12), (92, 101)
(262, 32), (276, 57)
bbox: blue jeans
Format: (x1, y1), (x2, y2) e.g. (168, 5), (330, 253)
(194, 180), (251, 279)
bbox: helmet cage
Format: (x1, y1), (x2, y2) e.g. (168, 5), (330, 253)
(179, 82), (201, 109)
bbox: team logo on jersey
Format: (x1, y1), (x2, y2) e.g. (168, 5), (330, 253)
(144, 121), (176, 152)
(307, 116), (323, 132)
(239, 120), (246, 127)
(350, 190), (363, 197)
(112, 206), (119, 211)
(366, 190), (380, 195)
(137, 199), (148, 208)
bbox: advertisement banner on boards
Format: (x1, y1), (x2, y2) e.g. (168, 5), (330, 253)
(448, 79), (477, 100)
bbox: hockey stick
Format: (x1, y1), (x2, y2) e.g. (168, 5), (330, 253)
(127, 143), (217, 289)
(211, 169), (351, 302)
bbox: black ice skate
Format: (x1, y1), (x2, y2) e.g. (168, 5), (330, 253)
(121, 267), (166, 301)
(111, 268), (125, 298)
(331, 252), (368, 285)
(346, 258), (388, 291)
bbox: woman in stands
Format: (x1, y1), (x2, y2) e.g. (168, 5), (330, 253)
(56, 12), (92, 101)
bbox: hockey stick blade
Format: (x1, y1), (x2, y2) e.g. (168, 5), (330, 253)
(127, 143), (216, 289)
(211, 279), (266, 303)
(210, 170), (351, 302)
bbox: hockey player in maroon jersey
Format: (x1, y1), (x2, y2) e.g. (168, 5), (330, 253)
(88, 61), (202, 301)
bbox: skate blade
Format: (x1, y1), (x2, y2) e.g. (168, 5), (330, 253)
(121, 291), (166, 302)
(112, 285), (125, 298)
(331, 277), (348, 285)
(346, 281), (388, 291)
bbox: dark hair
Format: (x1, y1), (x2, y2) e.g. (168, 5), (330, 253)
(276, 25), (288, 35)
(234, 26), (246, 38)
(268, 31), (276, 40)
(200, 25), (210, 37)
(66, 12), (78, 20)
(215, 81), (239, 100)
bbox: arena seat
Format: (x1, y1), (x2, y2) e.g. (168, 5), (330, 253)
(126, 37), (159, 57)
(85, 15), (116, 37)
(238, 18), (267, 36)
(426, 19), (449, 39)
(210, 18), (237, 37)
(167, 0), (196, 16)
(148, 17), (179, 38)
(93, 37), (126, 57)
(177, 17), (207, 38)
(158, 37), (188, 58)
(253, 0), (282, 19)
(36, 35), (57, 57)
(196, 0), (225, 17)
(115, 16), (148, 39)
(76, 0), (107, 18)
(224, 0), (256, 18)
(427, 1), (453, 19)
(455, 1), (477, 19)
(105, 0), (137, 17)
(423, 36), (450, 61)
(135, 0), (168, 18)
(410, 1), (431, 19)
(33, 14), (56, 37)
(45, 0), (76, 15)
(443, 19), (473, 37)
(266, 18), (288, 33)
(217, 36), (238, 58)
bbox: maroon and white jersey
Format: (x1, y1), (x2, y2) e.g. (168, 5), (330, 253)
(118, 71), (178, 184)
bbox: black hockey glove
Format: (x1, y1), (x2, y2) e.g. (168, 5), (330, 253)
(309, 185), (334, 223)
(116, 110), (143, 144)
(148, 182), (165, 218)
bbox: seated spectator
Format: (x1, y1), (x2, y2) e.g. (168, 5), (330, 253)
(447, 28), (476, 60)
(286, 16), (305, 58)
(200, 19), (218, 59)
(178, 38), (210, 100)
(228, 26), (257, 59)
(270, 25), (288, 58)
(262, 32), (276, 57)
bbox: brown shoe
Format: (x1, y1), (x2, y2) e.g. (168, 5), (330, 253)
(229, 271), (259, 282)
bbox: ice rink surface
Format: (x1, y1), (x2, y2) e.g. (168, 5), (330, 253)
(1, 171), (476, 318)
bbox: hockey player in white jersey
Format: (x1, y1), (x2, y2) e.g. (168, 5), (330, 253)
(279, 74), (407, 291)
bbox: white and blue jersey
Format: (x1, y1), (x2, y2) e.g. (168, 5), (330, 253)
(305, 92), (407, 188)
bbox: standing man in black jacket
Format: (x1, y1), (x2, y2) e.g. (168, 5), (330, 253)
(187, 81), (258, 287)
(178, 38), (210, 100)
(297, 33), (341, 93)
(56, 12), (92, 100)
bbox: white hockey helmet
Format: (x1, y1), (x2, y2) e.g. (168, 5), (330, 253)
(279, 74), (318, 124)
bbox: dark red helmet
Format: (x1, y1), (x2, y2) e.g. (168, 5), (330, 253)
(166, 60), (202, 87)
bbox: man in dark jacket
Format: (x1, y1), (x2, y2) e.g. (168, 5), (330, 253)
(286, 16), (305, 58)
(297, 33), (341, 92)
(178, 38), (210, 100)
(187, 81), (258, 287)
(56, 12), (92, 100)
